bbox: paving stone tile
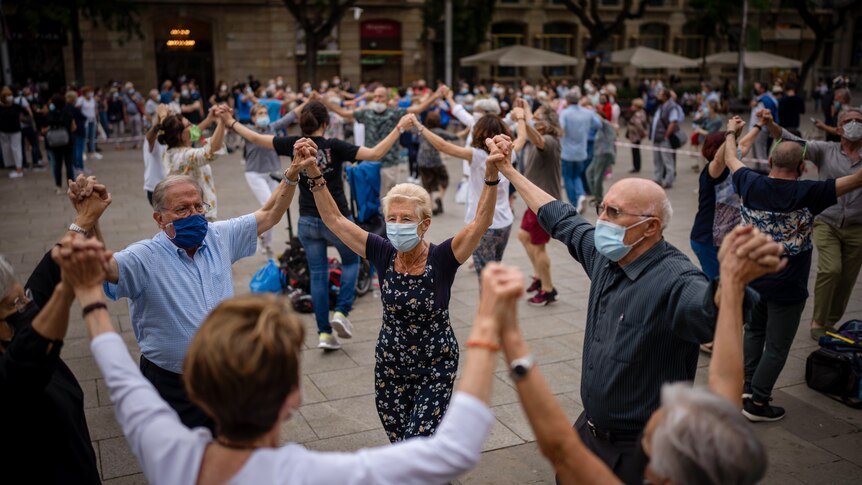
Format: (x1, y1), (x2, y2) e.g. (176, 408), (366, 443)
(482, 417), (525, 452)
(300, 375), (327, 405)
(66, 355), (103, 381)
(299, 347), (358, 375)
(459, 442), (554, 484)
(304, 428), (391, 452)
(99, 436), (141, 480)
(102, 473), (148, 485)
(309, 364), (376, 400)
(341, 339), (378, 366)
(814, 431), (862, 467)
(754, 426), (841, 471)
(80, 378), (98, 409)
(493, 393), (583, 442)
(85, 405), (124, 441)
(278, 412), (318, 444)
(769, 390), (859, 443)
(299, 394), (382, 439)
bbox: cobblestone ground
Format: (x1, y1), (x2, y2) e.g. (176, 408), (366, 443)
(1, 123), (860, 483)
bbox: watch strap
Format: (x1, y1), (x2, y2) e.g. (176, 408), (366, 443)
(69, 223), (89, 237)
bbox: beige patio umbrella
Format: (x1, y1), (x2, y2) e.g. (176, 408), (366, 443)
(460, 45), (579, 67)
(705, 51), (802, 69)
(607, 46), (699, 69)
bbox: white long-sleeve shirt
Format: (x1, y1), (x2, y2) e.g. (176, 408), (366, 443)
(91, 333), (494, 485)
(450, 103), (476, 177)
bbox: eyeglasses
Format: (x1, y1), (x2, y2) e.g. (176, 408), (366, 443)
(596, 203), (653, 220)
(168, 202), (211, 218)
(3, 288), (32, 314)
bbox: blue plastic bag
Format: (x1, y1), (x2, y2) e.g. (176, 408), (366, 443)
(249, 259), (284, 294)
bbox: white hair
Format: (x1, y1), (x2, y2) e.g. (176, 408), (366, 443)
(648, 196), (673, 230)
(473, 97), (501, 116)
(152, 175), (204, 213)
(650, 383), (767, 485)
(0, 255), (16, 300)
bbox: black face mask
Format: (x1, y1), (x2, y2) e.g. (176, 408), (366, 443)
(5, 300), (40, 333)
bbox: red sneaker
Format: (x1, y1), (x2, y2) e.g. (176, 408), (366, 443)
(526, 278), (541, 293)
(528, 288), (557, 306)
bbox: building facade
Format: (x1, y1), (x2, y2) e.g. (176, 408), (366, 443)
(5, 0), (861, 96)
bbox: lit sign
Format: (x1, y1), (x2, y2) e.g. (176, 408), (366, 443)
(170, 29), (190, 36)
(167, 39), (196, 47)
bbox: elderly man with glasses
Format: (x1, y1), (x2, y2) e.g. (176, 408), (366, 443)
(102, 169), (302, 432)
(488, 134), (751, 485)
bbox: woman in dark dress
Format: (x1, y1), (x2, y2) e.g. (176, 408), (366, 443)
(43, 93), (76, 194)
(293, 131), (509, 442)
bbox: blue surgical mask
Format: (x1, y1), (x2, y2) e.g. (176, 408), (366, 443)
(166, 214), (208, 249)
(255, 115), (271, 128)
(386, 222), (422, 252)
(594, 218), (653, 262)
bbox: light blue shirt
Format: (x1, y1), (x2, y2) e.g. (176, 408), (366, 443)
(560, 105), (601, 162)
(104, 214), (258, 373)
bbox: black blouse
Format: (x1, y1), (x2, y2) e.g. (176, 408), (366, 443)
(0, 251), (101, 484)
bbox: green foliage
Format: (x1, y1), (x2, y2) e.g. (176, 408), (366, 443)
(424, 0), (497, 61)
(14, 0), (144, 41)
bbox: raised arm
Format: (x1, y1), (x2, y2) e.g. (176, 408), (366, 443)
(355, 115), (411, 160)
(415, 114), (473, 161)
(253, 157), (301, 236)
(711, 226), (786, 406)
(451, 138), (504, 263)
(722, 118), (746, 173)
(196, 105), (218, 132)
(495, 264), (620, 484)
(511, 107), (529, 153)
(492, 135), (555, 212)
(146, 104), (169, 150)
(297, 138), (369, 258)
(835, 161), (862, 197)
(325, 95), (355, 122)
(406, 86), (443, 115)
(205, 107), (227, 153)
(221, 110), (276, 149)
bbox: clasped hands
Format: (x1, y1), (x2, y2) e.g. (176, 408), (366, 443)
(718, 225), (787, 287)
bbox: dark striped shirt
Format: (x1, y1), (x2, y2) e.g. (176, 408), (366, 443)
(537, 200), (719, 433)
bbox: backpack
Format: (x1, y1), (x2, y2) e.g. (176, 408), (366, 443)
(46, 126), (69, 147)
(805, 319), (862, 408)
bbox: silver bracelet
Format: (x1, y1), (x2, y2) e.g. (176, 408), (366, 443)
(283, 169), (299, 186)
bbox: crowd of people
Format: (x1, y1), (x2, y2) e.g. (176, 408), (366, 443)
(1, 68), (861, 484)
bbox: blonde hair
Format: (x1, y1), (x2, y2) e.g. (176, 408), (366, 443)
(381, 183), (433, 220)
(184, 294), (305, 441)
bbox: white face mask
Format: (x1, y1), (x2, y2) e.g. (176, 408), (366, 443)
(842, 120), (862, 142)
(368, 101), (388, 114)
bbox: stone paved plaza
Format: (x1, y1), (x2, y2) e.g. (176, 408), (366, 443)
(1, 125), (861, 483)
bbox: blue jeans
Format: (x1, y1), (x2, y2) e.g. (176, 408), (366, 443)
(298, 216), (359, 334)
(85, 121), (97, 153)
(73, 136), (85, 171)
(690, 239), (719, 280)
(561, 159), (587, 206)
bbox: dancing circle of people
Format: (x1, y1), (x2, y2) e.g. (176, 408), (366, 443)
(2, 77), (862, 485)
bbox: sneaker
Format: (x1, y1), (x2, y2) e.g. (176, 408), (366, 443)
(330, 312), (354, 339)
(318, 332), (342, 350)
(528, 288), (557, 306)
(54, 187), (65, 195)
(91, 152), (103, 160)
(526, 277), (541, 293)
(576, 195), (587, 214)
(82, 152), (87, 161)
(433, 198), (444, 215)
(31, 163), (46, 172)
(8, 171), (23, 179)
(742, 397), (785, 422)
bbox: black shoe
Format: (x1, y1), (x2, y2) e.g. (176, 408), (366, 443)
(742, 397), (785, 422)
(628, 169), (640, 173)
(528, 288), (557, 306)
(435, 198), (443, 215)
(742, 382), (752, 400)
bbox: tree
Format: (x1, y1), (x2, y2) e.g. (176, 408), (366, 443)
(281, 0), (358, 85)
(15, 0), (143, 84)
(559, 0), (650, 81)
(793, 0), (862, 92)
(424, 0), (497, 83)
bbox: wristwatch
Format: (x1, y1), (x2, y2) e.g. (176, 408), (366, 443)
(68, 223), (89, 237)
(509, 354), (535, 382)
(282, 169), (299, 186)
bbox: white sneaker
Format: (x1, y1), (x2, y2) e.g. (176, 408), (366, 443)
(330, 312), (354, 339)
(91, 152), (103, 160)
(8, 171), (23, 179)
(576, 195), (586, 214)
(318, 332), (342, 350)
(82, 152), (87, 161)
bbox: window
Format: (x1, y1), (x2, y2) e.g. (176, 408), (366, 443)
(639, 23), (669, 51)
(491, 22), (527, 78)
(542, 22), (577, 78)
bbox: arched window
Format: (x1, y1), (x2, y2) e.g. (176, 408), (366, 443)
(491, 21), (527, 78)
(543, 22), (577, 78)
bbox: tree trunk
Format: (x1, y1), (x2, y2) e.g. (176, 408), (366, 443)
(71, 4), (84, 84)
(305, 29), (318, 86)
(580, 39), (602, 82)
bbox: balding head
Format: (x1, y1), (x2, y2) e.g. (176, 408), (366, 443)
(769, 141), (804, 175)
(605, 178), (673, 230)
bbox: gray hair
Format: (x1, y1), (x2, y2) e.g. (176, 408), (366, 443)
(0, 255), (16, 300)
(838, 108), (861, 124)
(650, 383), (767, 485)
(564, 89), (581, 105)
(649, 196), (673, 230)
(473, 97), (501, 116)
(152, 175), (204, 213)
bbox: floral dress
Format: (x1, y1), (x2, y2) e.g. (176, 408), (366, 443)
(365, 233), (461, 443)
(163, 136), (223, 220)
